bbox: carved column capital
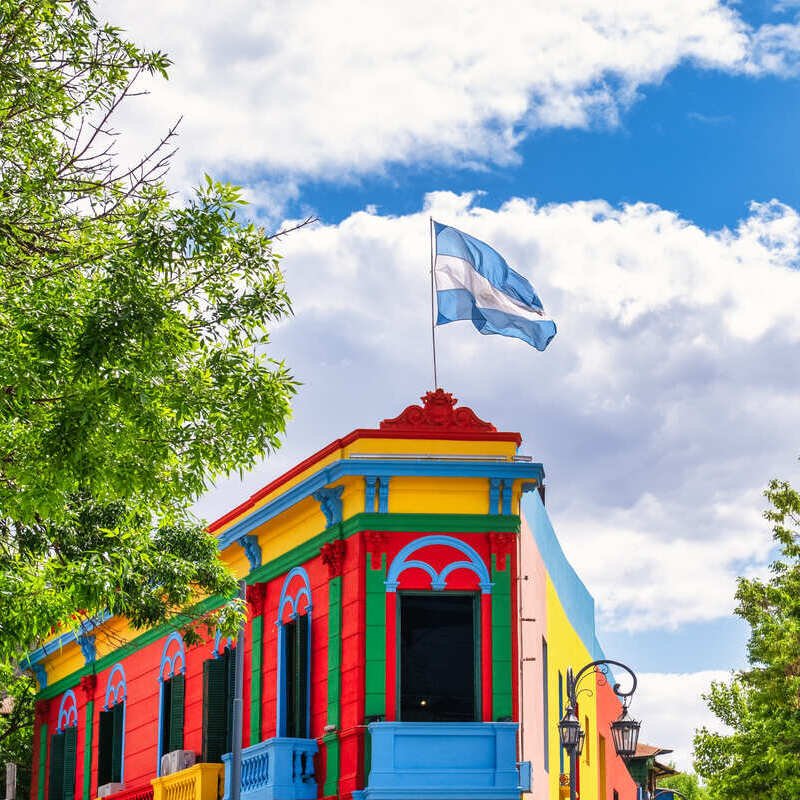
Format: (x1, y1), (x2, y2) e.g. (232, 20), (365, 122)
(320, 539), (346, 579)
(246, 582), (267, 617)
(489, 531), (516, 571)
(79, 674), (97, 702)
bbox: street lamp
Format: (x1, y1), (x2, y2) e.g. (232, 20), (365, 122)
(557, 659), (641, 800)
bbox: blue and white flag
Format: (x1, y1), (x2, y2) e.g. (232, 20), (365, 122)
(433, 221), (557, 351)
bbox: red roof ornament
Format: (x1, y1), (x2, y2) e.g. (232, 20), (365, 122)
(380, 389), (497, 434)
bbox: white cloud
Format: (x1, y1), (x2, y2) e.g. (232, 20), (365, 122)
(195, 192), (800, 635)
(97, 0), (800, 183)
(635, 670), (731, 772)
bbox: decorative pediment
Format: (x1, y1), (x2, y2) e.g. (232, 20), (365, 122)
(379, 389), (496, 434)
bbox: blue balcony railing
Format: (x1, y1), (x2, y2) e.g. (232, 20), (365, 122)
(353, 721), (528, 800)
(221, 737), (317, 800)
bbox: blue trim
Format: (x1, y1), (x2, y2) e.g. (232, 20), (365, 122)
(32, 663), (47, 689)
(156, 681), (165, 775)
(77, 633), (96, 664)
(523, 492), (603, 660)
(489, 478), (501, 515)
(365, 476), (378, 513)
(275, 568), (313, 737)
(313, 486), (345, 526)
(218, 458), (544, 549)
(213, 630), (234, 658)
(385, 535), (492, 594)
(501, 482), (512, 515)
(239, 534), (263, 570)
(104, 663), (127, 709)
(157, 631), (186, 774)
(20, 611), (112, 672)
(159, 632), (186, 681)
(377, 478), (390, 514)
(56, 689), (78, 732)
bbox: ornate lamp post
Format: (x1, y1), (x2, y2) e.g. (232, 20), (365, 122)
(557, 659), (641, 800)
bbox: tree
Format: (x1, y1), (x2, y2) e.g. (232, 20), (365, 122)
(694, 479), (800, 799)
(656, 771), (709, 800)
(0, 0), (299, 665)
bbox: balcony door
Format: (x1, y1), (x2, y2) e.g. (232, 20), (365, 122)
(399, 593), (479, 722)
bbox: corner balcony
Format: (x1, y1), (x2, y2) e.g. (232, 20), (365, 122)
(353, 722), (528, 800)
(151, 764), (224, 800)
(221, 738), (318, 800)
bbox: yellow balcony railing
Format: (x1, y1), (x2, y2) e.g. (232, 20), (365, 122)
(151, 764), (224, 800)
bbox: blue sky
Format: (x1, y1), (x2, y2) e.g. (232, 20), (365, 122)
(102, 0), (800, 769)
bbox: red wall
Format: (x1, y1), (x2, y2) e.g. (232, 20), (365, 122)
(596, 678), (639, 800)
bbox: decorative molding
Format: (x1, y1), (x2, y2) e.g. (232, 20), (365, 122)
(385, 535), (493, 594)
(489, 478), (501, 515)
(246, 582), (267, 617)
(379, 389), (497, 434)
(32, 663), (47, 690)
(77, 633), (96, 664)
(276, 567), (313, 623)
(365, 476), (378, 513)
(34, 699), (48, 726)
(320, 539), (346, 579)
(78, 674), (97, 703)
(103, 663), (126, 709)
(313, 486), (345, 527)
(501, 482), (512, 516)
(238, 533), (262, 571)
(213, 630), (234, 659)
(159, 631), (186, 681)
(377, 478), (390, 514)
(365, 531), (388, 570)
(56, 689), (78, 731)
(489, 532), (516, 572)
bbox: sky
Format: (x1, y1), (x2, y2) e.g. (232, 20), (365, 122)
(99, 0), (800, 772)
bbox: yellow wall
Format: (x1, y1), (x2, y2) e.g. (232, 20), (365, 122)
(545, 576), (601, 800)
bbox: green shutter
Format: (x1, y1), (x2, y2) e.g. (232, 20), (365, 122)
(82, 702), (94, 800)
(168, 674), (185, 752)
(225, 649), (236, 754)
(38, 723), (48, 800)
(296, 614), (309, 739)
(48, 733), (65, 800)
(111, 703), (124, 783)
(62, 727), (77, 800)
(202, 657), (228, 763)
(97, 710), (113, 786)
(249, 617), (263, 745)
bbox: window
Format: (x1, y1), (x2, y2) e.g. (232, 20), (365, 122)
(399, 593), (478, 722)
(277, 567), (312, 739)
(283, 615), (309, 738)
(202, 647), (236, 762)
(48, 727), (77, 800)
(160, 674), (185, 756)
(97, 703), (124, 785)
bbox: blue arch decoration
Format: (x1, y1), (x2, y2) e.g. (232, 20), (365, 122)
(157, 632), (186, 774)
(385, 535), (493, 594)
(159, 632), (186, 682)
(213, 629), (235, 658)
(56, 689), (78, 732)
(103, 663), (127, 709)
(276, 566), (312, 623)
(275, 567), (312, 737)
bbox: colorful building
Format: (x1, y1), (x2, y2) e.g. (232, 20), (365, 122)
(26, 391), (641, 800)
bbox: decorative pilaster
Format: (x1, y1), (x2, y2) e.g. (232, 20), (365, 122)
(35, 701), (48, 800)
(239, 534), (262, 571)
(489, 533), (515, 722)
(489, 478), (501, 515)
(365, 477), (378, 513)
(320, 539), (346, 579)
(79, 675), (96, 800)
(246, 582), (266, 745)
(77, 633), (96, 664)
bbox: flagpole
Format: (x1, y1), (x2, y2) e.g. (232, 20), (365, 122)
(429, 217), (439, 390)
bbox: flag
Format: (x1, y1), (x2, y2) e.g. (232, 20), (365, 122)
(433, 221), (557, 351)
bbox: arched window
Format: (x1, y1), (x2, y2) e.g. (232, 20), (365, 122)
(385, 536), (491, 723)
(157, 633), (186, 772)
(98, 664), (126, 787)
(50, 691), (78, 800)
(276, 567), (312, 738)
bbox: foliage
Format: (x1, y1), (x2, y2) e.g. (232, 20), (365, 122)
(656, 771), (709, 800)
(694, 479), (800, 799)
(0, 0), (297, 667)
(0, 666), (36, 799)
